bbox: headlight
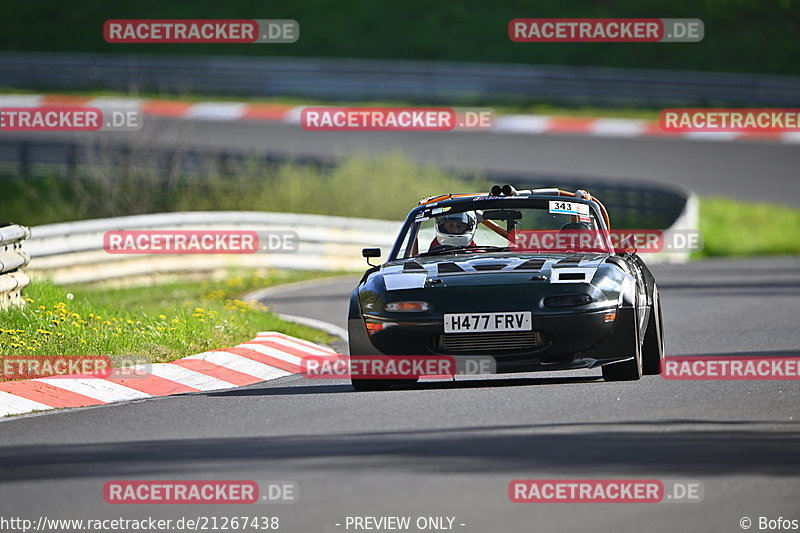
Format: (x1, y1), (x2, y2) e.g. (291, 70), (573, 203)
(544, 294), (593, 307)
(384, 301), (431, 312)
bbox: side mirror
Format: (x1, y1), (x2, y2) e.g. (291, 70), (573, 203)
(362, 248), (381, 267)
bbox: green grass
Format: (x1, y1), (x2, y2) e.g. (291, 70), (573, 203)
(0, 270), (339, 370)
(698, 197), (800, 257)
(1, 154), (490, 226)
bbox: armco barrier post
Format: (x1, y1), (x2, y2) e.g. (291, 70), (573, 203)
(0, 223), (32, 309)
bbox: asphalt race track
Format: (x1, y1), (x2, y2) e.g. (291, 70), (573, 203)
(0, 257), (797, 532)
(7, 117), (800, 206)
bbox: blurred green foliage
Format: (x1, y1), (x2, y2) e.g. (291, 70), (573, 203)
(2, 0), (798, 75)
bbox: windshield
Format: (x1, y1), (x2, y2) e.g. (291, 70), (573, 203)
(392, 198), (607, 259)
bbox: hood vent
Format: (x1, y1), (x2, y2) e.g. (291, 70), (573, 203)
(438, 262), (465, 274)
(554, 256), (584, 267)
(403, 261), (425, 272)
(514, 259), (546, 271)
(473, 263), (507, 271)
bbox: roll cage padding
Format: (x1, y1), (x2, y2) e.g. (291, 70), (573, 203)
(416, 189), (612, 245)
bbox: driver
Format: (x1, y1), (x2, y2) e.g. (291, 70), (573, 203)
(429, 211), (477, 250)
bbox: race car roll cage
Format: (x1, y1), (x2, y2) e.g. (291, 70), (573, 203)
(392, 186), (613, 259)
(418, 186), (611, 230)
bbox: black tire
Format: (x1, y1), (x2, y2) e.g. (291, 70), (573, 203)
(602, 306), (642, 382)
(351, 378), (393, 391)
(393, 377), (421, 387)
(642, 286), (665, 375)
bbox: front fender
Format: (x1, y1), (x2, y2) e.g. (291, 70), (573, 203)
(619, 273), (638, 308)
(348, 288), (382, 356)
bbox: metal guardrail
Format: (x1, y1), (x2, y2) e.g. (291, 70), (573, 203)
(0, 223), (31, 309)
(24, 195), (696, 286)
(2, 52), (799, 107)
(24, 212), (402, 285)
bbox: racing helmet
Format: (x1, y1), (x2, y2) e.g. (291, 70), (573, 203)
(435, 211), (477, 247)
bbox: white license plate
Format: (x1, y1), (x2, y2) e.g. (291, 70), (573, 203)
(443, 312), (532, 333)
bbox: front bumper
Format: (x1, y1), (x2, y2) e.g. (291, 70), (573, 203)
(349, 306), (632, 373)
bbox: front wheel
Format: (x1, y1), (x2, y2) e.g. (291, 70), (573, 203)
(642, 286), (665, 375)
(602, 357), (641, 381)
(351, 378), (393, 391)
(602, 306), (642, 382)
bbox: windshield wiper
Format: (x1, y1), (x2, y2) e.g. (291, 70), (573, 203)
(455, 245), (509, 253)
(416, 245), (459, 257)
(417, 245), (509, 257)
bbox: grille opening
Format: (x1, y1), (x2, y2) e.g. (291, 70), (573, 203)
(437, 331), (545, 353)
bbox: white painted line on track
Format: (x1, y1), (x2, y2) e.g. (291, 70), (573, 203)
(0, 391), (54, 416)
(273, 314), (348, 340)
(35, 378), (150, 402)
(138, 363), (237, 391)
(187, 351), (292, 380)
(186, 102), (246, 121)
(237, 344), (306, 366)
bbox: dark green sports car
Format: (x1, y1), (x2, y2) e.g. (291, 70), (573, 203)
(347, 186), (664, 391)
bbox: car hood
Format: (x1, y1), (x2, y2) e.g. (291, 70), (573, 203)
(378, 252), (611, 289)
